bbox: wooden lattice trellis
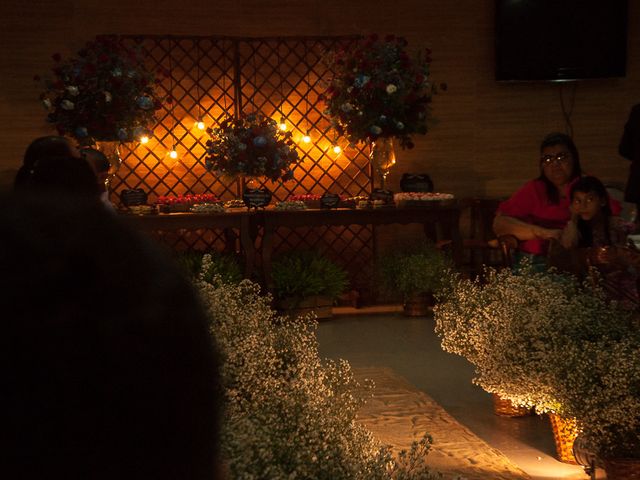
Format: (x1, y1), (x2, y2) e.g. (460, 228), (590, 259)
(112, 35), (374, 292)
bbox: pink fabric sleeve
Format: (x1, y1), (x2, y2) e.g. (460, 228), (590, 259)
(496, 181), (537, 220)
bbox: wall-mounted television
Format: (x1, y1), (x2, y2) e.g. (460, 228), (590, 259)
(495, 0), (628, 82)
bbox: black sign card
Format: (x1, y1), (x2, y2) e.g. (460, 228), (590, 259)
(369, 188), (394, 205)
(400, 173), (434, 193)
(320, 192), (340, 209)
(242, 187), (272, 209)
(120, 188), (148, 206)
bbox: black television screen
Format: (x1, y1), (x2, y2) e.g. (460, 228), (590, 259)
(495, 0), (628, 81)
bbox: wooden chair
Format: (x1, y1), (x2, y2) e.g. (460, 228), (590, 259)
(459, 197), (512, 275)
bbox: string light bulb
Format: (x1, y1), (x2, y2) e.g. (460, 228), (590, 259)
(196, 119), (206, 130)
(140, 135), (150, 144)
(332, 144), (342, 154)
(169, 147), (178, 159)
(278, 117), (287, 131)
(302, 131), (311, 144)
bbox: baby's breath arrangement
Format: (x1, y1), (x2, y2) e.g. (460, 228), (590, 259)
(553, 331), (640, 459)
(195, 255), (440, 479)
(434, 261), (629, 415)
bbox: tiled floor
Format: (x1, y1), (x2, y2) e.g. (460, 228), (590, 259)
(317, 310), (604, 480)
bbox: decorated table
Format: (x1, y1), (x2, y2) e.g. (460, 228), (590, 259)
(120, 210), (257, 279)
(258, 202), (463, 289)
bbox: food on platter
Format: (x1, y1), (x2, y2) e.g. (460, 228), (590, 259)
(393, 192), (455, 202)
(128, 205), (156, 215)
(275, 200), (307, 211)
(191, 202), (225, 213)
(223, 199), (247, 211)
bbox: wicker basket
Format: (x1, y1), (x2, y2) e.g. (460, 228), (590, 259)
(603, 458), (640, 479)
(548, 413), (578, 464)
(491, 394), (532, 417)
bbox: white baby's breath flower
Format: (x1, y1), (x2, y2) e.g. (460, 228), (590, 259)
(65, 85), (79, 96)
(385, 84), (398, 94)
(60, 99), (74, 110)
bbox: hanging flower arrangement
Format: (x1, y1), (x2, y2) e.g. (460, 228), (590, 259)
(205, 113), (300, 182)
(322, 34), (442, 149)
(37, 36), (162, 146)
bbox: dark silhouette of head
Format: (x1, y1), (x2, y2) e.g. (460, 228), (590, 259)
(14, 136), (80, 189)
(21, 154), (101, 197)
(2, 193), (222, 479)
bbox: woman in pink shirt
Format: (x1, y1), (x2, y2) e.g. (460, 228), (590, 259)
(494, 133), (621, 262)
(493, 132), (584, 258)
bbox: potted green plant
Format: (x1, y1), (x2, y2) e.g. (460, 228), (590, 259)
(378, 242), (452, 316)
(433, 261), (629, 464)
(271, 250), (349, 319)
(175, 250), (242, 286)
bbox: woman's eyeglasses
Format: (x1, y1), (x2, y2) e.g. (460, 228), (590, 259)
(541, 152), (571, 166)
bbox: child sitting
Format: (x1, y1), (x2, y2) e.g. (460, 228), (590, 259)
(554, 176), (638, 309)
(560, 176), (630, 249)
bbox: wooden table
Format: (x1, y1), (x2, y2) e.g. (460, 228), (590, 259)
(120, 211), (257, 278)
(259, 203), (462, 288)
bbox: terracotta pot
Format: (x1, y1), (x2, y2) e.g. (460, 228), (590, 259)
(603, 457), (640, 479)
(277, 295), (333, 319)
(491, 394), (532, 417)
(548, 413), (579, 464)
(403, 292), (434, 316)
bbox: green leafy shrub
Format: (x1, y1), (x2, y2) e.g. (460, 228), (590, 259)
(175, 250), (242, 286)
(271, 250), (348, 302)
(378, 242), (452, 300)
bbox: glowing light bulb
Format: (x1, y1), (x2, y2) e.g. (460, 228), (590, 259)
(302, 132), (311, 143)
(278, 117), (287, 131)
(196, 120), (206, 130)
(140, 135), (150, 144)
(169, 149), (178, 159)
(332, 145), (342, 154)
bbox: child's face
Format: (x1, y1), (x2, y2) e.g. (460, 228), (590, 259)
(571, 191), (605, 221)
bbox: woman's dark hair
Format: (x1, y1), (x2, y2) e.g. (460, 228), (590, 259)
(570, 175), (612, 247)
(14, 136), (77, 189)
(538, 132), (583, 204)
(22, 154), (100, 198)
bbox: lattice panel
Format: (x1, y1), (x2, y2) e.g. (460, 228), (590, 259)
(108, 35), (374, 291)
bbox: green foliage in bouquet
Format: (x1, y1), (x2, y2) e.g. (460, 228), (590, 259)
(38, 36), (161, 146)
(271, 250), (349, 303)
(378, 242), (452, 300)
(194, 256), (440, 479)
